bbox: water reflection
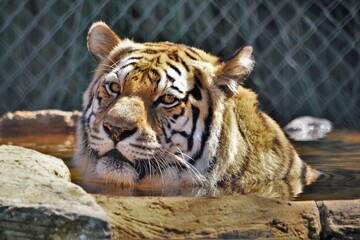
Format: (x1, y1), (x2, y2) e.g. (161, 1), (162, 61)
(73, 177), (301, 200)
(1, 130), (359, 200)
(293, 130), (360, 200)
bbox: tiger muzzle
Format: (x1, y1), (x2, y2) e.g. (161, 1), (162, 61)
(103, 121), (138, 142)
(103, 97), (149, 142)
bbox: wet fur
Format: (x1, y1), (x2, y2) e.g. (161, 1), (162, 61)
(73, 22), (318, 199)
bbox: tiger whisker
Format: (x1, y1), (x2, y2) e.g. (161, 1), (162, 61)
(155, 156), (166, 185)
(157, 148), (206, 187)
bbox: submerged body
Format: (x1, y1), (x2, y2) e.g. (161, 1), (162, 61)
(73, 22), (318, 199)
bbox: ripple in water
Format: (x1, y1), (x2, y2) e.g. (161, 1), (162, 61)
(297, 169), (360, 201)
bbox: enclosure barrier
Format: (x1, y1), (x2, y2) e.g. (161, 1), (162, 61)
(1, 0), (359, 129)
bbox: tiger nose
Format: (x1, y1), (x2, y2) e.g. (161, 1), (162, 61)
(103, 121), (138, 142)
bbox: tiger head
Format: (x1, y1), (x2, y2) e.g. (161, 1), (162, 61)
(74, 22), (317, 197)
(74, 22), (253, 187)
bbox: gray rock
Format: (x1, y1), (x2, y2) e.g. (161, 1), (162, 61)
(284, 116), (333, 141)
(317, 200), (360, 239)
(0, 145), (111, 239)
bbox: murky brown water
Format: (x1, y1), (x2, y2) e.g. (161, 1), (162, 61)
(1, 130), (359, 201)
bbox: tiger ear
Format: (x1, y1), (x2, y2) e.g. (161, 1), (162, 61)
(87, 21), (121, 62)
(216, 46), (255, 96)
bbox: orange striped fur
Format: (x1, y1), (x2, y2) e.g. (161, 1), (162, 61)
(73, 22), (318, 199)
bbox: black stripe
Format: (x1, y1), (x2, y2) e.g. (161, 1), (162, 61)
(120, 62), (135, 70)
(184, 52), (197, 60)
(127, 56), (142, 61)
(194, 75), (203, 88)
(168, 51), (180, 62)
(187, 105), (200, 151)
(96, 92), (102, 104)
(165, 119), (171, 129)
(172, 107), (185, 120)
(171, 130), (189, 138)
(282, 151), (295, 183)
(165, 72), (175, 82)
(186, 47), (203, 59)
(180, 58), (190, 72)
(170, 85), (184, 94)
(149, 69), (160, 83)
(153, 71), (161, 91)
(84, 101), (93, 115)
(160, 120), (172, 144)
(124, 71), (130, 81)
(129, 143), (154, 151)
(182, 117), (189, 127)
(147, 72), (152, 82)
(167, 62), (181, 76)
(189, 76), (202, 101)
(86, 112), (95, 126)
(156, 56), (161, 65)
(150, 68), (159, 76)
(188, 104), (213, 165)
(301, 163), (307, 186)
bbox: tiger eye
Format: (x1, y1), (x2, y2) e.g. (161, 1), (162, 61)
(162, 95), (176, 104)
(109, 82), (121, 93)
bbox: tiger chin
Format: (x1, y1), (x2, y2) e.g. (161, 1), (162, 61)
(73, 21), (319, 199)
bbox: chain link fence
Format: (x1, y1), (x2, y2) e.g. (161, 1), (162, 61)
(1, 0), (359, 129)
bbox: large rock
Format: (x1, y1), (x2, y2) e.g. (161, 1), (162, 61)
(0, 110), (81, 135)
(95, 194), (321, 239)
(0, 145), (111, 239)
(318, 200), (360, 239)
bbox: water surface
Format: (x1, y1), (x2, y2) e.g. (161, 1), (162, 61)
(1, 130), (359, 201)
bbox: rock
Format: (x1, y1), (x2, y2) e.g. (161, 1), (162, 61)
(0, 145), (111, 239)
(94, 194), (321, 239)
(0, 110), (81, 136)
(284, 116), (333, 141)
(317, 200), (360, 239)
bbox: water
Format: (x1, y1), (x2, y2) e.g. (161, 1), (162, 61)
(292, 130), (360, 201)
(1, 130), (359, 201)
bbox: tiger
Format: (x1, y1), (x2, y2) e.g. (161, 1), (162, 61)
(73, 21), (319, 199)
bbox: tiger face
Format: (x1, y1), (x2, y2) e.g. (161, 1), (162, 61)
(74, 22), (317, 197)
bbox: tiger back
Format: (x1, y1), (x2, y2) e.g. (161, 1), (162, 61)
(73, 22), (318, 199)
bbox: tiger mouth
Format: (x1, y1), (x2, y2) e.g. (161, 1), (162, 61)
(101, 148), (183, 182)
(103, 149), (135, 169)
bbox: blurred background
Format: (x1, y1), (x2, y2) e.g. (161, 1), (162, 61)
(1, 0), (359, 129)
